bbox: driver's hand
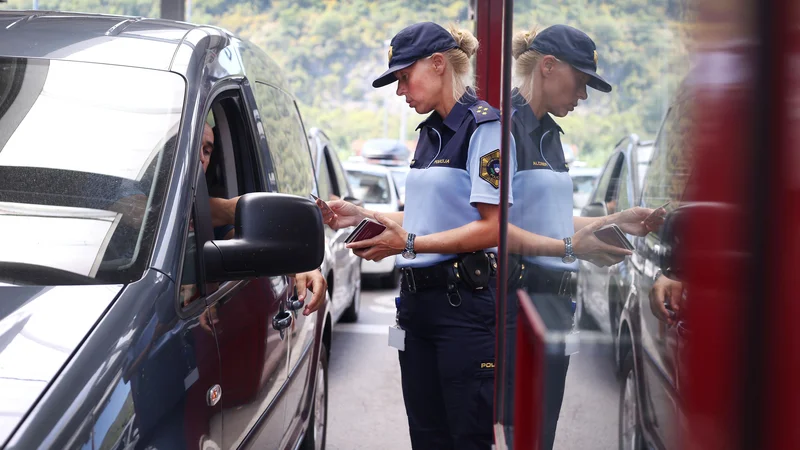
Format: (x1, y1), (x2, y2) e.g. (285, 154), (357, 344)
(295, 270), (327, 316)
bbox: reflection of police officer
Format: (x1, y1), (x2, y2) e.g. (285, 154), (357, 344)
(505, 25), (660, 450)
(315, 22), (514, 450)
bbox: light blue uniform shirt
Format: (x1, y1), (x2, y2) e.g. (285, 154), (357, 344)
(398, 96), (516, 268)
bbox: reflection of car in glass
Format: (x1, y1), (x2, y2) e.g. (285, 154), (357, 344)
(617, 102), (694, 450)
(0, 13), (331, 450)
(308, 128), (362, 323)
(574, 134), (655, 341)
(570, 167), (602, 216)
(343, 162), (403, 287)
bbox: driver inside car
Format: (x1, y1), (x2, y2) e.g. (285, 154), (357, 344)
(180, 123), (326, 319)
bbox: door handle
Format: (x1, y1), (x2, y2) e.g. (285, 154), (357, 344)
(272, 310), (293, 331)
(288, 296), (305, 312)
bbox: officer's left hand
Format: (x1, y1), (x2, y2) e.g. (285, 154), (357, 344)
(346, 213), (407, 261)
(614, 207), (664, 236)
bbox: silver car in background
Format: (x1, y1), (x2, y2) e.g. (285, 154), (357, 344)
(343, 161), (403, 288)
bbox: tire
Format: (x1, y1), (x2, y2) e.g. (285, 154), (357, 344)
(618, 351), (645, 450)
(301, 344), (328, 450)
(341, 268), (361, 323)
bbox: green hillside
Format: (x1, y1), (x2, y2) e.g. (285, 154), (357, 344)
(2, 0), (693, 165)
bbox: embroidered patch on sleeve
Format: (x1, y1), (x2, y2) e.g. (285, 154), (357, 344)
(479, 149), (501, 189)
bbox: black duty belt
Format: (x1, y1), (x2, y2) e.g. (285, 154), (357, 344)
(401, 253), (497, 294)
(509, 257), (575, 297)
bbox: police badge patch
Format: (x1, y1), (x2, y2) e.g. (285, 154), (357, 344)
(479, 149), (501, 189)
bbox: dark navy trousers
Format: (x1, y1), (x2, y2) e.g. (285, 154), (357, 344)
(397, 281), (497, 450)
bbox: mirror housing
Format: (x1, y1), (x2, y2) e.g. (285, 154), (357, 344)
(658, 202), (743, 280)
(581, 202), (606, 218)
(203, 193), (324, 282)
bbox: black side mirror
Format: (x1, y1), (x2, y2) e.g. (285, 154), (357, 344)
(203, 193), (324, 282)
(398, 202), (405, 212)
(581, 202), (606, 218)
(658, 202), (742, 280)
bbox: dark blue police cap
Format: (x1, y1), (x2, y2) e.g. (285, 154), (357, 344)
(529, 24), (612, 93)
(373, 22), (458, 88)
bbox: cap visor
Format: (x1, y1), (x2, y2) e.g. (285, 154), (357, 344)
(574, 65), (612, 93)
(372, 61), (415, 88)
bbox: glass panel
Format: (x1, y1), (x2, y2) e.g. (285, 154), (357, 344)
(498, 1), (706, 448)
(0, 58), (184, 284)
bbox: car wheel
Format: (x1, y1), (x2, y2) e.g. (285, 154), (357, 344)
(301, 344), (328, 450)
(381, 266), (400, 289)
(618, 351), (644, 450)
(575, 280), (598, 330)
(341, 267), (361, 323)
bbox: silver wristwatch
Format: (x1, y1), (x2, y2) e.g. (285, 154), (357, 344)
(562, 237), (576, 264)
(402, 233), (417, 260)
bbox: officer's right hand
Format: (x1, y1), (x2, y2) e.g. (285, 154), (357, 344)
(572, 220), (632, 267)
(316, 199), (365, 230)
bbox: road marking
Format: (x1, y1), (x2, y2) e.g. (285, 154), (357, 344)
(334, 324), (390, 335)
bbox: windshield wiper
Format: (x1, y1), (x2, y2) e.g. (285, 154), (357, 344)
(0, 262), (103, 286)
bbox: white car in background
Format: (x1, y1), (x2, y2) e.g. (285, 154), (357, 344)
(570, 167), (603, 216)
(343, 162), (403, 288)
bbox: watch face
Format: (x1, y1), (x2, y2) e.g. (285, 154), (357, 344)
(402, 250), (416, 260)
(562, 255), (576, 264)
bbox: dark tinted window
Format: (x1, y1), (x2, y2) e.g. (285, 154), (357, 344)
(252, 82), (314, 197)
(641, 102), (694, 210)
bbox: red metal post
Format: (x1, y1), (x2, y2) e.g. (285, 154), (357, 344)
(762, 0), (800, 448)
(513, 290), (546, 450)
(475, 0), (503, 106)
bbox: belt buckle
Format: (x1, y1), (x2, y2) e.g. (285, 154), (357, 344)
(402, 267), (417, 294)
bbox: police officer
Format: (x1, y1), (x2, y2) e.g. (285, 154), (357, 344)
(505, 24), (662, 450)
(313, 21), (513, 450)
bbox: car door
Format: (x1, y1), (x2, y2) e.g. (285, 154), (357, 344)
(578, 151), (624, 329)
(197, 86), (292, 450)
(249, 82), (318, 446)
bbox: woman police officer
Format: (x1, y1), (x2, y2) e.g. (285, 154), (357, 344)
(505, 24), (663, 450)
(311, 22), (513, 450)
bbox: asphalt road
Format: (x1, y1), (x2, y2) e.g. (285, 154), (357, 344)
(326, 285), (620, 450)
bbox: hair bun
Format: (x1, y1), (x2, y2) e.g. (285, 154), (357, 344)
(448, 24), (479, 58)
(512, 28), (537, 59)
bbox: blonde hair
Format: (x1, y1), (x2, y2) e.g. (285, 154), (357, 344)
(512, 27), (545, 103)
(442, 24), (479, 101)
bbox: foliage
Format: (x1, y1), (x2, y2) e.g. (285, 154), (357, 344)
(1, 0), (694, 166)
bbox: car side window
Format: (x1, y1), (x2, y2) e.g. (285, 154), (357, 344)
(329, 148), (352, 199)
(179, 90), (262, 310)
(617, 161), (632, 212)
(641, 105), (693, 209)
(317, 151), (334, 201)
(591, 153), (621, 206)
(252, 82), (314, 197)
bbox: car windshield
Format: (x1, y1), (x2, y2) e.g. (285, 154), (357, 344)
(347, 170), (391, 204)
(0, 57), (185, 285)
